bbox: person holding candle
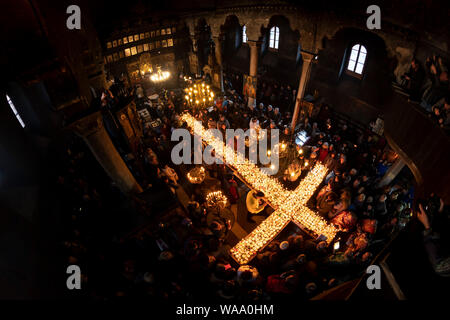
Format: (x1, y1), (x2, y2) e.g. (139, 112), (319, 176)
(246, 190), (267, 222)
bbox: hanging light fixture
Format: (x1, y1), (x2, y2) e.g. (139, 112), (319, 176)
(184, 81), (214, 109)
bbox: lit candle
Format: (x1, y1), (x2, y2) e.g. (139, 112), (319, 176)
(333, 241), (340, 252)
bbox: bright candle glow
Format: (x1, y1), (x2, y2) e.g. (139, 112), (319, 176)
(334, 241), (340, 251)
(150, 66), (170, 82)
(181, 113), (338, 265)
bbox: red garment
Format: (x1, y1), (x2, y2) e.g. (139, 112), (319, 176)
(361, 219), (377, 235)
(318, 148), (329, 162)
(265, 275), (291, 294)
(229, 183), (239, 204)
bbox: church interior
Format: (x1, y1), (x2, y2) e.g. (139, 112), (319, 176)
(1, 0), (450, 305)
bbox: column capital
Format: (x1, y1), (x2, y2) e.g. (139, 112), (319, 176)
(69, 111), (103, 138)
(300, 51), (316, 63)
(212, 34), (225, 43)
(247, 40), (262, 48)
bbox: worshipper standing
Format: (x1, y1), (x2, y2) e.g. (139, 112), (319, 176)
(249, 117), (260, 131)
(417, 202), (450, 277)
(401, 58), (425, 102)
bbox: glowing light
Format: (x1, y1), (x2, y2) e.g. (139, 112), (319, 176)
(181, 113), (338, 265)
(206, 190), (228, 209)
(150, 66), (170, 82)
(184, 82), (214, 109)
(187, 166), (206, 184)
(334, 241), (340, 251)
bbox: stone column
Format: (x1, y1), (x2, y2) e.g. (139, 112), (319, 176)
(291, 51), (315, 130)
(247, 40), (261, 108)
(212, 35), (224, 92)
(70, 111), (143, 194)
(378, 157), (406, 188)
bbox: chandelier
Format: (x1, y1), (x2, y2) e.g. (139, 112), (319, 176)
(187, 166), (206, 184)
(206, 191), (228, 210)
(150, 66), (170, 82)
(184, 82), (214, 109)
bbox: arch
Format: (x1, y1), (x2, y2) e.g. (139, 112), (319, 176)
(263, 15), (300, 55)
(326, 27), (390, 89)
(222, 15), (242, 49)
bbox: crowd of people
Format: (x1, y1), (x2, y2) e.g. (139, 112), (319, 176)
(224, 70), (297, 113)
(399, 55), (450, 133)
(53, 68), (450, 301)
(109, 74), (420, 300)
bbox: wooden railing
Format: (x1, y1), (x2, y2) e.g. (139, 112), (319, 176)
(383, 93), (450, 202)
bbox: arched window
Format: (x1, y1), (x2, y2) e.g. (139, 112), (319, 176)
(6, 94), (25, 128)
(269, 26), (279, 49)
(347, 44), (367, 75)
(242, 25), (247, 43)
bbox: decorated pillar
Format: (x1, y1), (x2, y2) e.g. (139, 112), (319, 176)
(70, 111), (143, 194)
(291, 51), (315, 130)
(247, 40), (261, 108)
(378, 157), (406, 188)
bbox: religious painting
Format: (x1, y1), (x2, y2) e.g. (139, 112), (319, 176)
(126, 61), (141, 83)
(139, 53), (152, 74)
(116, 103), (142, 154)
(243, 74), (257, 99)
(189, 53), (198, 74)
(127, 104), (143, 139)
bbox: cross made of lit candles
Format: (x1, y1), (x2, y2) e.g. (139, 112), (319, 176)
(184, 82), (214, 110)
(181, 113), (338, 265)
